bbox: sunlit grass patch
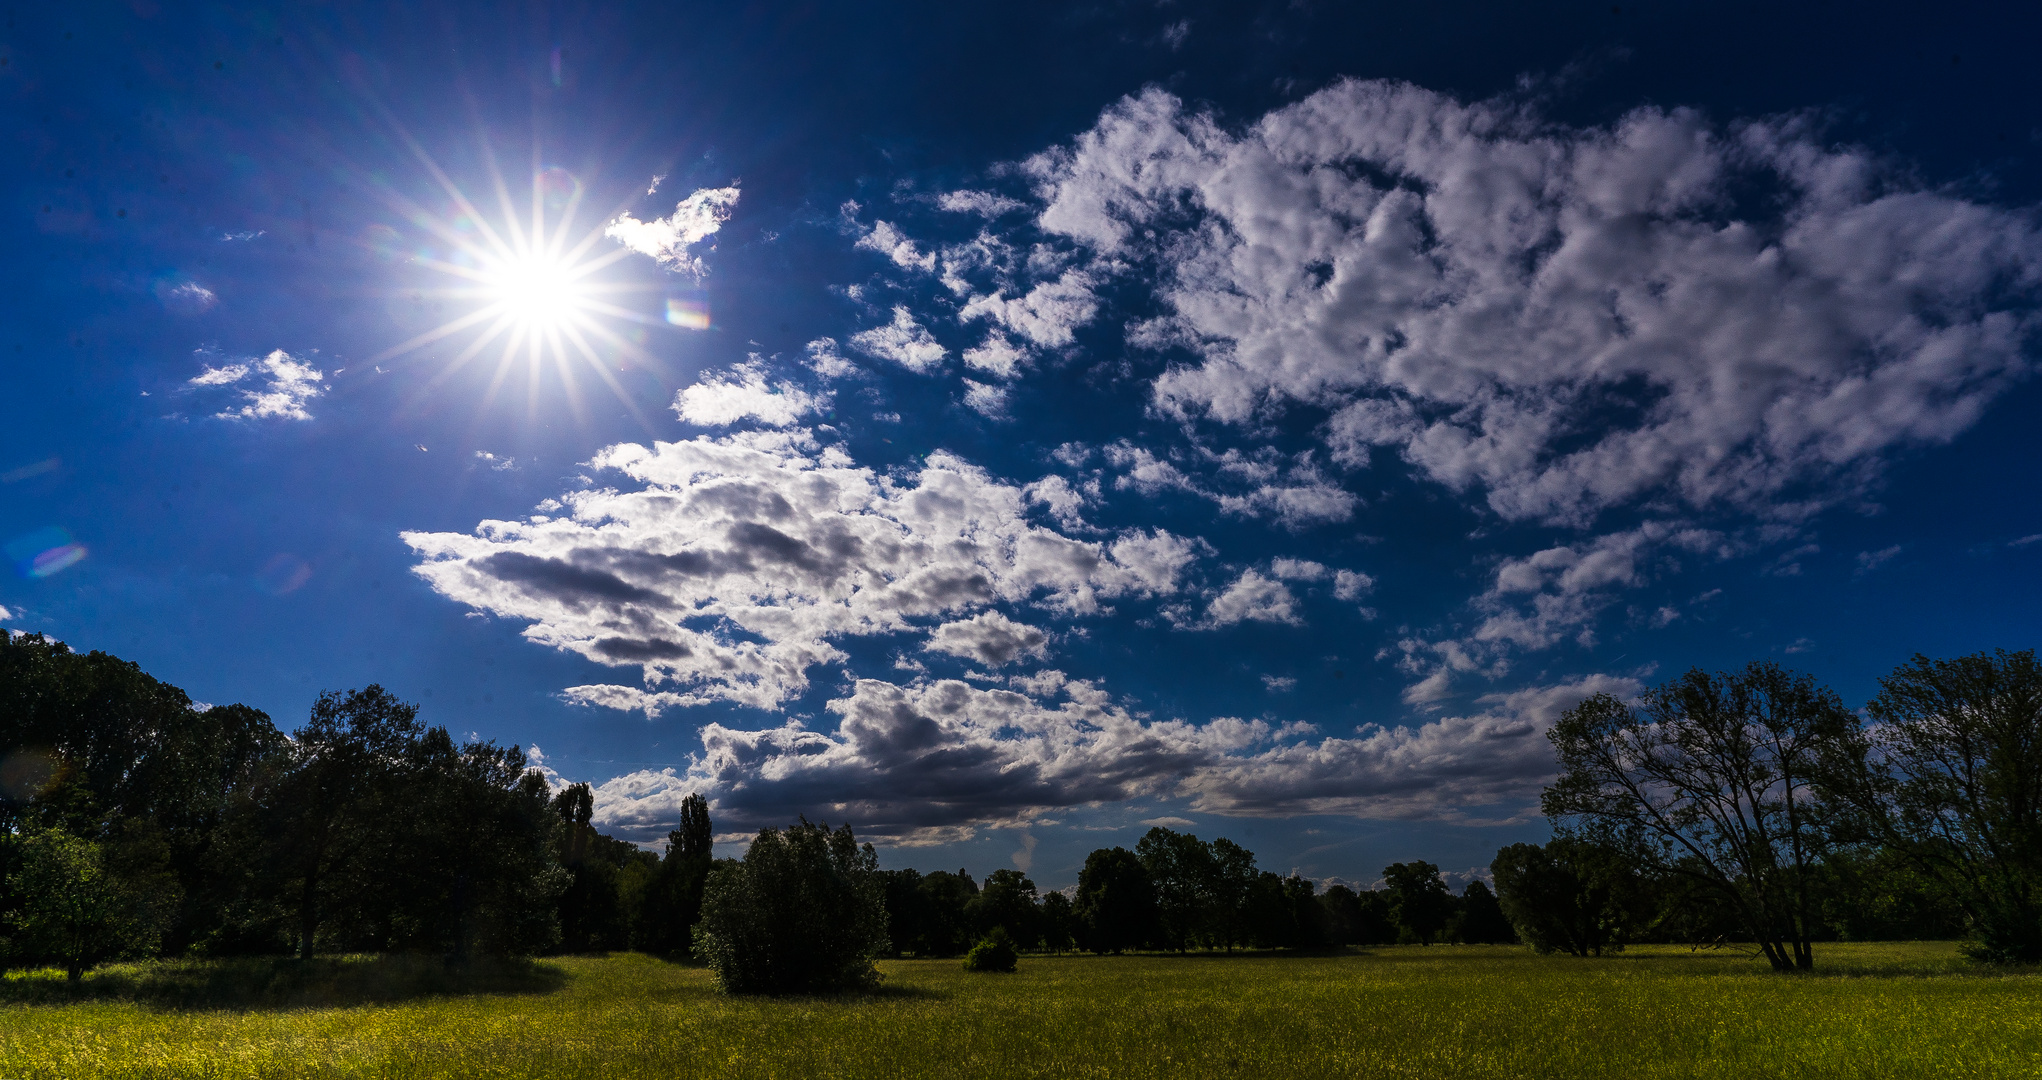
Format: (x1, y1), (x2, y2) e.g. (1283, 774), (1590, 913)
(2, 943), (2037, 1079)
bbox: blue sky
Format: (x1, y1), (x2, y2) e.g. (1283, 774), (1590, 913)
(5, 0), (2041, 889)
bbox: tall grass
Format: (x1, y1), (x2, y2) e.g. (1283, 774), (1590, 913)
(2, 943), (2035, 1079)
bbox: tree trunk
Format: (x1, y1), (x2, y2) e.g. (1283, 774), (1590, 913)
(298, 867), (320, 961)
(67, 961), (82, 983)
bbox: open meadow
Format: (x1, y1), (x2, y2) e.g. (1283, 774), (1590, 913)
(2, 943), (2036, 1080)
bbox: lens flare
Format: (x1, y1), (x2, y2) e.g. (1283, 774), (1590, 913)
(5, 527), (86, 579)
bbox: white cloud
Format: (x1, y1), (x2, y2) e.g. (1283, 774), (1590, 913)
(1204, 570), (1300, 627)
(925, 610), (1050, 667)
(404, 430), (1201, 712)
(959, 268), (1099, 349)
(961, 333), (1027, 378)
(937, 190), (1027, 218)
(855, 219), (937, 272)
(1021, 82), (2042, 528)
(674, 360), (825, 427)
(962, 379), (1008, 418)
(1270, 558), (1329, 581)
(156, 280), (217, 314)
(1854, 545), (1902, 575)
(1261, 674), (1297, 693)
(189, 349), (324, 421)
(572, 670), (1638, 840)
(1104, 442), (1357, 529)
(605, 185), (740, 276)
(1332, 569), (1373, 601)
(1142, 815), (1197, 828)
(804, 337), (861, 379)
(849, 306), (948, 372)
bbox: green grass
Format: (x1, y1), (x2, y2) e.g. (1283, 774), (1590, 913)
(1, 943), (2037, 1078)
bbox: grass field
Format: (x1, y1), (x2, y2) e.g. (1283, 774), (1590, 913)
(2, 943), (2036, 1079)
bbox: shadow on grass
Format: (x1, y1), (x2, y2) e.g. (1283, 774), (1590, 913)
(0, 954), (569, 1012)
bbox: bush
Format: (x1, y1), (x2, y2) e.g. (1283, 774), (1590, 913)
(962, 926), (1018, 972)
(693, 818), (888, 994)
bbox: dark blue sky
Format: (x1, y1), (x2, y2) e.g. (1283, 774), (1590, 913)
(4, 0), (2040, 889)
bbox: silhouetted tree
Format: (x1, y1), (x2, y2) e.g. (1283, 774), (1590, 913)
(913, 869), (980, 956)
(1075, 847), (1156, 953)
(1545, 662), (1857, 971)
(1382, 862), (1453, 944)
(641, 793), (714, 956)
(694, 818), (888, 994)
(974, 869), (1043, 950)
(1824, 650), (2042, 963)
(1491, 836), (1638, 955)
(1454, 880), (1517, 944)
(1039, 889), (1076, 952)
(1137, 827), (1215, 950)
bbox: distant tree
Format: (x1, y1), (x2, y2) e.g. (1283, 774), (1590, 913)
(393, 731), (564, 958)
(1824, 650), (2042, 963)
(1247, 871), (1325, 950)
(962, 925), (1019, 972)
(1816, 844), (1966, 943)
(1136, 827), (1215, 950)
(694, 818), (888, 994)
(1205, 838), (1261, 950)
(0, 632), (282, 954)
(7, 827), (165, 981)
(255, 686), (422, 960)
(1545, 662), (1857, 972)
(551, 783), (625, 951)
(1491, 836), (1638, 956)
(913, 869), (980, 957)
(1038, 890), (1076, 953)
(1317, 885), (1363, 947)
(1382, 862), (1453, 944)
(641, 793), (715, 957)
(974, 869), (1043, 950)
(877, 868), (927, 958)
(1453, 880), (1517, 945)
(1075, 847), (1157, 953)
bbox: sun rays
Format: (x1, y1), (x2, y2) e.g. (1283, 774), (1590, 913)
(358, 136), (732, 431)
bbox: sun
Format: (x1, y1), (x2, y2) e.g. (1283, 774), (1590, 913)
(361, 153), (676, 427)
(485, 251), (585, 331)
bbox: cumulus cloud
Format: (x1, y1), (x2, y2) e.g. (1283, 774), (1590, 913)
(605, 185), (740, 276)
(189, 349), (324, 421)
(1020, 82), (2042, 527)
(962, 379), (1008, 418)
(404, 430), (1200, 712)
(925, 610), (1050, 667)
(1104, 442), (1357, 529)
(850, 306), (948, 372)
(574, 670), (1638, 840)
(962, 333), (1027, 378)
(1204, 569), (1301, 627)
(804, 337), (861, 379)
(674, 360), (825, 427)
(855, 219), (937, 272)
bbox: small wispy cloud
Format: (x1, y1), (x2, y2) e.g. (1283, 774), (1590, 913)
(189, 349), (324, 421)
(605, 185), (740, 276)
(1854, 545), (1902, 576)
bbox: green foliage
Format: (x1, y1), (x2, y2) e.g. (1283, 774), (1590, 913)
(1454, 880), (1516, 945)
(1492, 837), (1639, 955)
(637, 793), (714, 957)
(2, 945), (2033, 1079)
(961, 926), (1018, 972)
(1382, 862), (1453, 945)
(5, 827), (167, 981)
(1073, 846), (1156, 953)
(1544, 662), (1858, 971)
(694, 818), (888, 993)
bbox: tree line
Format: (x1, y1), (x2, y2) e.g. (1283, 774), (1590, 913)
(4, 630), (2037, 986)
